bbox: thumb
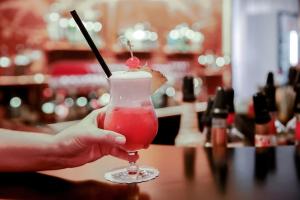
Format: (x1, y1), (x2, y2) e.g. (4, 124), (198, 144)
(83, 128), (126, 146)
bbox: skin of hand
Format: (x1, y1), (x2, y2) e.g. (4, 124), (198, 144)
(0, 107), (138, 172)
(52, 108), (139, 169)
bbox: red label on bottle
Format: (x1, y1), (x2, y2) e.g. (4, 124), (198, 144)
(295, 121), (300, 141)
(268, 119), (276, 135)
(255, 135), (275, 147)
(226, 113), (235, 126)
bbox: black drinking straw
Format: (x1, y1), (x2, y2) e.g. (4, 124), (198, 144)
(70, 10), (112, 78)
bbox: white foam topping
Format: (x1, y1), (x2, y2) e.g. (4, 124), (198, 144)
(110, 70), (152, 79)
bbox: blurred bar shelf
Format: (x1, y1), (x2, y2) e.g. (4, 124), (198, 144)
(43, 41), (103, 52)
(0, 74), (49, 86)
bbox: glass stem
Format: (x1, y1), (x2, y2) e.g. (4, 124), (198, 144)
(127, 151), (139, 175)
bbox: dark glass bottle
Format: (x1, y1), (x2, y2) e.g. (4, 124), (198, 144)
(175, 76), (203, 146)
(253, 92), (276, 147)
(264, 72), (277, 135)
(211, 87), (228, 147)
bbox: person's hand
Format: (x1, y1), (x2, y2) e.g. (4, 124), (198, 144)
(52, 108), (138, 169)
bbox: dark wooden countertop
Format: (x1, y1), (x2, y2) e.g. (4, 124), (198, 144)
(0, 145), (300, 200)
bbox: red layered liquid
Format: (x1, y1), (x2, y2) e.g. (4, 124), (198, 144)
(104, 106), (158, 151)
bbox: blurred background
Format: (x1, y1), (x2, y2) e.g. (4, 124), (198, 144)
(0, 0), (299, 128)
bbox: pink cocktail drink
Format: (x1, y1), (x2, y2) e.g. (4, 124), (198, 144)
(104, 106), (158, 151)
(103, 70), (160, 183)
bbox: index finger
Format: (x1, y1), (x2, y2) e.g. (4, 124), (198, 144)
(81, 106), (107, 125)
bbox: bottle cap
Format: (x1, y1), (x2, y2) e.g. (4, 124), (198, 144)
(288, 67), (297, 86)
(225, 88), (235, 113)
(182, 76), (196, 102)
(253, 92), (271, 124)
(212, 87), (228, 118)
(294, 85), (300, 113)
(266, 71), (274, 87)
(200, 98), (214, 131)
(264, 72), (277, 112)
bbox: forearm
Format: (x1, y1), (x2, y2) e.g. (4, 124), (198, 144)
(0, 107), (127, 172)
(0, 129), (63, 172)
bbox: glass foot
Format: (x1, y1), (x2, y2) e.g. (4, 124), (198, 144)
(104, 166), (159, 184)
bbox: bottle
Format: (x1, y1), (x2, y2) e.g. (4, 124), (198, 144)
(288, 67), (298, 86)
(253, 92), (276, 147)
(225, 88), (245, 143)
(264, 72), (277, 136)
(225, 88), (235, 128)
(277, 67), (297, 124)
(175, 76), (204, 146)
(211, 87), (228, 147)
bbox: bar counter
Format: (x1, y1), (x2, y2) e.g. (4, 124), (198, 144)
(0, 145), (299, 200)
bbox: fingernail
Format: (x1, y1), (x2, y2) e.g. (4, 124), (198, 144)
(115, 136), (126, 144)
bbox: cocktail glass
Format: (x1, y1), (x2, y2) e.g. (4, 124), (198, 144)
(104, 70), (159, 183)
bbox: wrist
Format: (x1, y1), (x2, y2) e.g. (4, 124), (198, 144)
(34, 134), (70, 171)
(49, 127), (82, 169)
